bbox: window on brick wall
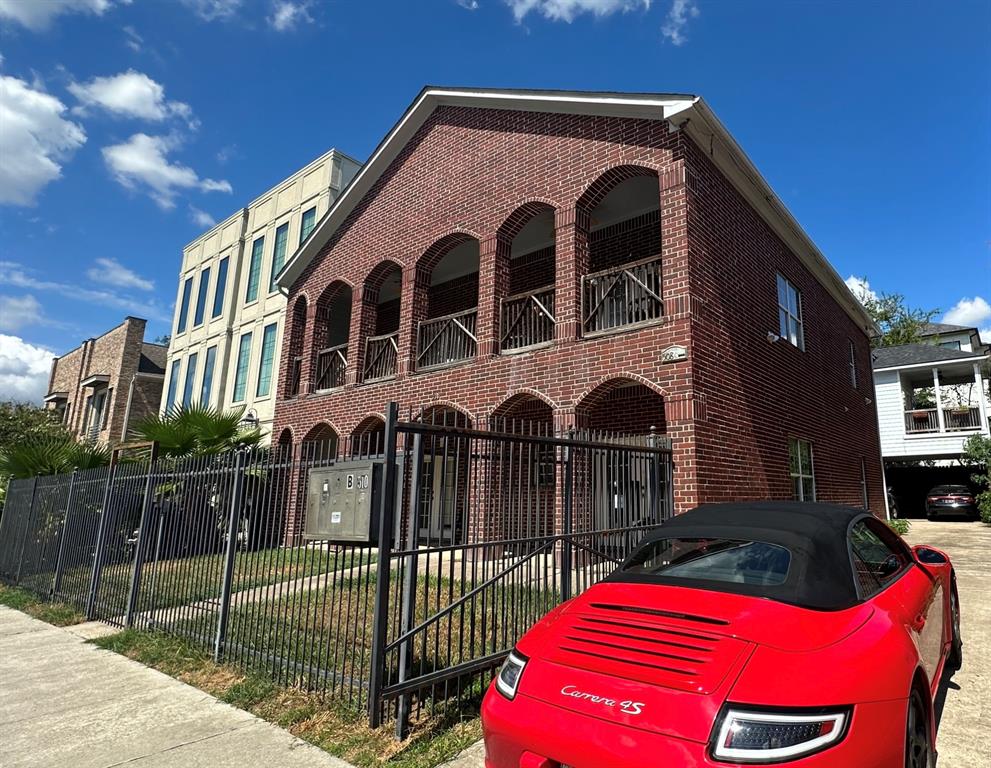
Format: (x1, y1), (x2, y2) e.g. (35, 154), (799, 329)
(860, 458), (869, 509)
(176, 277), (193, 334)
(245, 237), (264, 303)
(849, 340), (858, 388)
(789, 438), (815, 501)
(777, 273), (804, 350)
(232, 332), (252, 402)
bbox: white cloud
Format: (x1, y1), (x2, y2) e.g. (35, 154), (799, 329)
(845, 275), (878, 305)
(268, 0), (313, 31)
(944, 296), (991, 329)
(69, 70), (197, 128)
(0, 334), (54, 403)
(457, 0), (481, 9)
(661, 0), (699, 45)
(123, 25), (143, 52)
(506, 0), (649, 23)
(189, 206), (216, 229)
(0, 294), (43, 331)
(102, 133), (232, 209)
(0, 0), (114, 31)
(0, 260), (173, 323)
(0, 75), (86, 206)
(86, 257), (155, 291)
(181, 0), (243, 22)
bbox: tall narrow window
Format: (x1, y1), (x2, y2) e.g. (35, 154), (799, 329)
(299, 206), (316, 245)
(848, 340), (858, 388)
(256, 322), (278, 397)
(269, 222), (289, 292)
(245, 237), (264, 303)
(193, 267), (211, 327)
(789, 438), (815, 501)
(166, 359), (182, 410)
(860, 458), (869, 509)
(200, 345), (217, 406)
(212, 256), (229, 318)
(232, 332), (253, 402)
(776, 273), (804, 350)
(182, 352), (198, 407)
(176, 277), (193, 334)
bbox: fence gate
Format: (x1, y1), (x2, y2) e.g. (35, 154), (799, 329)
(367, 403), (673, 737)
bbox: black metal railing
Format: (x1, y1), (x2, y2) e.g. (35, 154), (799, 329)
(416, 308), (477, 370)
(582, 255), (663, 335)
(314, 343), (347, 391)
(364, 332), (399, 382)
(501, 287), (555, 352)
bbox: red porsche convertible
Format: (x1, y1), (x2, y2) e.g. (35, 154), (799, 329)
(481, 502), (961, 768)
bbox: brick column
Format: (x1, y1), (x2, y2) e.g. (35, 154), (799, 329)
(659, 160), (691, 317)
(345, 284), (369, 386)
(475, 235), (503, 357)
(664, 391), (702, 514)
(554, 206), (589, 341)
(298, 301), (319, 395)
(398, 267), (423, 376)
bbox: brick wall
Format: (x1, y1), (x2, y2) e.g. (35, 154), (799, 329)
(273, 104), (883, 530)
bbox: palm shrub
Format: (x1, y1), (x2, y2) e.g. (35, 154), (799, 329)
(0, 435), (111, 479)
(130, 404), (263, 458)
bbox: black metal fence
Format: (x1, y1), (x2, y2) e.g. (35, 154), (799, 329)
(0, 403), (672, 737)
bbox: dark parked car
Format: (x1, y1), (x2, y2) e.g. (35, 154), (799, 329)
(925, 485), (977, 519)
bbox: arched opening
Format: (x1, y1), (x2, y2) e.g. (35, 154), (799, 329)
(498, 204), (557, 352)
(286, 296), (307, 397)
(361, 262), (402, 382)
(414, 405), (472, 543)
(312, 282), (352, 391)
(490, 392), (554, 435)
(277, 427), (293, 448)
(300, 422), (339, 463)
(351, 415), (386, 458)
(578, 168), (663, 335)
(575, 378), (666, 435)
(415, 235), (480, 370)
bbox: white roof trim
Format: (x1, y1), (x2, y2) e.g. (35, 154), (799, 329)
(276, 87), (874, 333)
(873, 354), (988, 373)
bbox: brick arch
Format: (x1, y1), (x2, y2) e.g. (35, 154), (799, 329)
(415, 401), (473, 428)
(414, 231), (483, 279)
(350, 414), (387, 457)
(282, 295), (308, 398)
(491, 388), (558, 415)
(301, 420), (341, 443)
(276, 427), (294, 453)
(362, 259), (404, 300)
(352, 413), (386, 435)
(574, 375), (667, 435)
(575, 163), (662, 214)
(490, 391), (555, 435)
(496, 201), (557, 244)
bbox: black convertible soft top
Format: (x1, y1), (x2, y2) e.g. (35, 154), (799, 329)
(608, 502), (888, 611)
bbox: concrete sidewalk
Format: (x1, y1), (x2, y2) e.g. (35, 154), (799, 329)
(0, 607), (354, 768)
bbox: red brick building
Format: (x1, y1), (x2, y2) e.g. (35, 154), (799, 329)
(273, 88), (884, 518)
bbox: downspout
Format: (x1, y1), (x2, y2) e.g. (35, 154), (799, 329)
(120, 373), (137, 442)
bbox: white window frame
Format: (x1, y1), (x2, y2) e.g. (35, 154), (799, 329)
(789, 438), (816, 501)
(777, 273), (805, 350)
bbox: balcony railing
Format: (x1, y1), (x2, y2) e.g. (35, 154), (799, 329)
(416, 308), (477, 371)
(501, 287), (555, 352)
(364, 331), (399, 382)
(905, 407), (982, 434)
(582, 255), (663, 336)
(288, 355), (303, 397)
(314, 343), (347, 391)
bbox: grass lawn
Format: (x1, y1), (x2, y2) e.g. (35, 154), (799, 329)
(0, 583), (86, 626)
(91, 629), (481, 768)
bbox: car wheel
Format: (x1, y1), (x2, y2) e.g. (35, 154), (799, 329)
(948, 582), (963, 670)
(905, 689), (932, 768)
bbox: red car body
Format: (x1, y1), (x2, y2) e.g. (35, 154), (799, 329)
(481, 503), (960, 768)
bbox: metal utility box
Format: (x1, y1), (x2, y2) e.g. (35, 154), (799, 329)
(304, 461), (380, 544)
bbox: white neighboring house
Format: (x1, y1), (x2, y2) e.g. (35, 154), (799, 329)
(163, 148), (361, 441)
(873, 323), (990, 462)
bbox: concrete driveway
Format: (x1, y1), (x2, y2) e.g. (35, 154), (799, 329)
(904, 520), (991, 767)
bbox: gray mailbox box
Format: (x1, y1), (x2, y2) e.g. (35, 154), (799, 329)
(303, 461), (380, 544)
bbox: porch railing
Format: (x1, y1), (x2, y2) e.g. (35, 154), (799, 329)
(905, 407), (982, 434)
(905, 409), (939, 433)
(501, 287), (555, 352)
(944, 406), (981, 431)
(416, 308), (477, 370)
(314, 343), (347, 391)
(364, 332), (399, 382)
(582, 255), (663, 336)
(288, 355), (303, 397)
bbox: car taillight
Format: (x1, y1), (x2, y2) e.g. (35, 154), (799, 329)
(710, 706), (850, 763)
(495, 650), (528, 700)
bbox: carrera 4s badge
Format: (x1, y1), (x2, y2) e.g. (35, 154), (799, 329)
(560, 685), (645, 716)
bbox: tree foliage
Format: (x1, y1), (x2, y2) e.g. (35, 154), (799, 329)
(855, 285), (939, 348)
(0, 401), (69, 454)
(0, 435), (111, 480)
(963, 435), (991, 524)
(130, 404), (263, 458)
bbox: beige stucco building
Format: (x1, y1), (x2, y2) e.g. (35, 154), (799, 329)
(163, 149), (360, 440)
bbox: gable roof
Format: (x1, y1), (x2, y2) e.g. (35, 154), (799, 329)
(872, 343), (988, 370)
(275, 86), (875, 334)
(919, 322), (972, 337)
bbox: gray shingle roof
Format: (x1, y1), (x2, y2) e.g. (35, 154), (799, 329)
(918, 322), (971, 336)
(872, 343), (985, 369)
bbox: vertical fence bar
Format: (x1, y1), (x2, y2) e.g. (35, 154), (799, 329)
(560, 430), (574, 602)
(87, 461), (118, 620)
(14, 477), (40, 585)
(368, 401), (399, 728)
(50, 469), (79, 598)
(214, 449), (248, 662)
(395, 430), (424, 740)
(647, 426), (661, 523)
(125, 444), (159, 628)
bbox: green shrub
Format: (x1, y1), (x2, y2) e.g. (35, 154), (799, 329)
(963, 435), (991, 525)
(886, 518), (912, 537)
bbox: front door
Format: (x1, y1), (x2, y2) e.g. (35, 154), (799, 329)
(419, 455), (459, 544)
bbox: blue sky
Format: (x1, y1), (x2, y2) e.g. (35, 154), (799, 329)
(1, 0), (989, 402)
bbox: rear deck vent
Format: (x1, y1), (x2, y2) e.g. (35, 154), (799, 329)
(589, 602), (730, 626)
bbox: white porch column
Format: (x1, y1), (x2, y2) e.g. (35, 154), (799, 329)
(933, 368), (946, 432)
(974, 362), (989, 434)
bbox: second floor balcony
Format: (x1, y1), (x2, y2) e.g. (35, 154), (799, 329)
(417, 308), (478, 371)
(582, 255), (664, 336)
(904, 406), (982, 434)
(501, 286), (555, 352)
(314, 343), (347, 391)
